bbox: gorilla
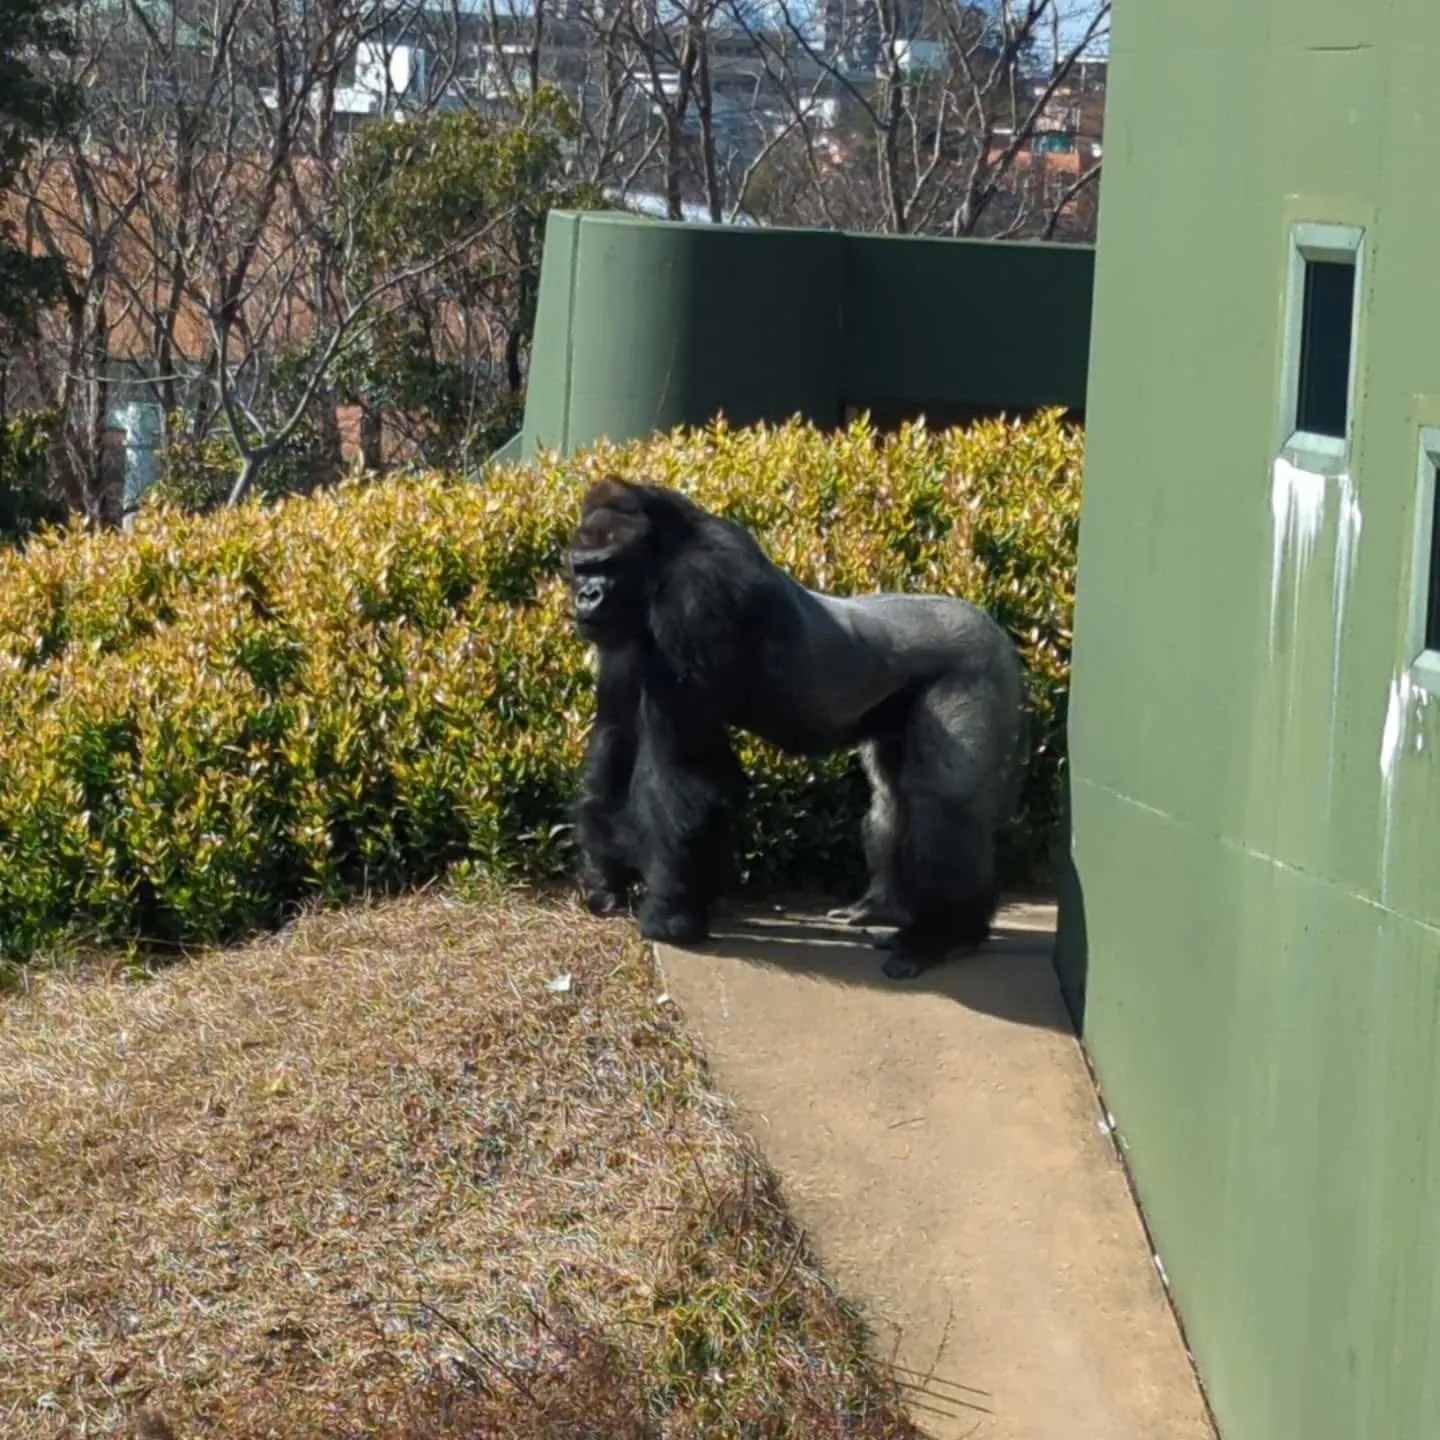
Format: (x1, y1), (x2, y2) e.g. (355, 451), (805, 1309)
(567, 476), (1027, 980)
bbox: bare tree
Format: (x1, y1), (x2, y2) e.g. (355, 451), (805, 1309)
(13, 0), (584, 512)
(13, 0), (425, 515)
(8, 0), (1108, 525)
(729, 0), (1109, 238)
(15, 1), (152, 523)
(512, 0), (1109, 237)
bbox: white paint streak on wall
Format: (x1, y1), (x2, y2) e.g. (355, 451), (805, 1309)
(1268, 456), (1328, 658)
(1326, 474), (1364, 797)
(1379, 672), (1416, 906)
(1333, 474), (1363, 665)
(1380, 673), (1410, 783)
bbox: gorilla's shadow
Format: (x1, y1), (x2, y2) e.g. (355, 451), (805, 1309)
(672, 900), (1073, 1036)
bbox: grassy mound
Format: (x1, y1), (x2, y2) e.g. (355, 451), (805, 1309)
(0, 889), (922, 1438)
(0, 411), (1081, 963)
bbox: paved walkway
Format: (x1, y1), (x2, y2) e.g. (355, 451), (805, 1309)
(655, 901), (1217, 1440)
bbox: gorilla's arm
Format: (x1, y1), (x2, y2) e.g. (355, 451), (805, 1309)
(573, 643), (644, 910)
(626, 668), (747, 940)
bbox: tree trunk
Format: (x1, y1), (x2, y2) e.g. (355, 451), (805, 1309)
(360, 405), (383, 470)
(228, 452), (261, 507)
(664, 31), (701, 220)
(695, 21), (722, 223)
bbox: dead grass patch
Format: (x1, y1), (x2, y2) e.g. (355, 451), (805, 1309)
(0, 885), (920, 1438)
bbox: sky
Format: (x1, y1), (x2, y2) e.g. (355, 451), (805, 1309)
(1055, 1), (1110, 59)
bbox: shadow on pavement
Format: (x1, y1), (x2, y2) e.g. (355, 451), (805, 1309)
(669, 901), (1074, 1036)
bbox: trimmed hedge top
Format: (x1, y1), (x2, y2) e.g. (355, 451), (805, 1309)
(0, 410), (1082, 962)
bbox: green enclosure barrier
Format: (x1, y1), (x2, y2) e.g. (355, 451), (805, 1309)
(519, 211), (1094, 460)
(1062, 7), (1440, 1439)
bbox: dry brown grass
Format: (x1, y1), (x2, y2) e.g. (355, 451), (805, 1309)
(0, 884), (921, 1439)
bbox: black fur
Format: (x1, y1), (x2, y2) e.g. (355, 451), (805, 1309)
(567, 476), (1027, 979)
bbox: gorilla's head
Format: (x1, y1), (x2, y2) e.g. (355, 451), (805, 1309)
(568, 477), (657, 644)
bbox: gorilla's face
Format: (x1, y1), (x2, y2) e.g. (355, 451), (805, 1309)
(569, 547), (642, 642)
(568, 480), (653, 644)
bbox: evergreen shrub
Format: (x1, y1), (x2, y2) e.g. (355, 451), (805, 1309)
(0, 410), (1082, 961)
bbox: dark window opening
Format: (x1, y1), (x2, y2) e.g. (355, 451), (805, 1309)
(1294, 256), (1356, 440)
(1425, 457), (1440, 653)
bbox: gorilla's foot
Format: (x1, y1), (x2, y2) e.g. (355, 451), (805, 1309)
(883, 933), (943, 980)
(637, 898), (710, 947)
(584, 886), (630, 917)
(882, 918), (970, 980)
(882, 945), (936, 980)
(883, 897), (999, 978)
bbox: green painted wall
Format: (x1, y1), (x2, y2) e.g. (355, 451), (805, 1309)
(1063, 5), (1440, 1439)
(841, 231), (1094, 420)
(520, 211), (1093, 458)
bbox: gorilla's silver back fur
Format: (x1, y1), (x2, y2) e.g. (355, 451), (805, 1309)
(753, 575), (1028, 943)
(759, 573), (1027, 821)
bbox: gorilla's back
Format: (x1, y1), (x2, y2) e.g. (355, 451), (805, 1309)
(733, 577), (1021, 758)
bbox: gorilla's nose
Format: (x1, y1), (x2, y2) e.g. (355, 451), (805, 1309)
(575, 578), (606, 613)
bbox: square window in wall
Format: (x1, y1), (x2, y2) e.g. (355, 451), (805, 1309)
(1406, 429), (1440, 693)
(1279, 222), (1364, 473)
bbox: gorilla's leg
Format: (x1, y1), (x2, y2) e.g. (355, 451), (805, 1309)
(575, 806), (640, 916)
(630, 695), (745, 946)
(881, 679), (1003, 981)
(883, 799), (997, 979)
(575, 650), (643, 916)
(575, 727), (643, 916)
(827, 736), (912, 929)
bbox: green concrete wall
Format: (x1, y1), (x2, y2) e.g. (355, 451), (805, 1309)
(520, 212), (1093, 458)
(1063, 6), (1440, 1439)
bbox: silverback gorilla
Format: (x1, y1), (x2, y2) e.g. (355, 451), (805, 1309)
(567, 476), (1027, 980)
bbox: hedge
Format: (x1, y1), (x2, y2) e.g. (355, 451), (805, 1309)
(0, 410), (1082, 962)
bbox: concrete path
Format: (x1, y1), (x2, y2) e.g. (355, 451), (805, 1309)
(655, 900), (1217, 1440)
